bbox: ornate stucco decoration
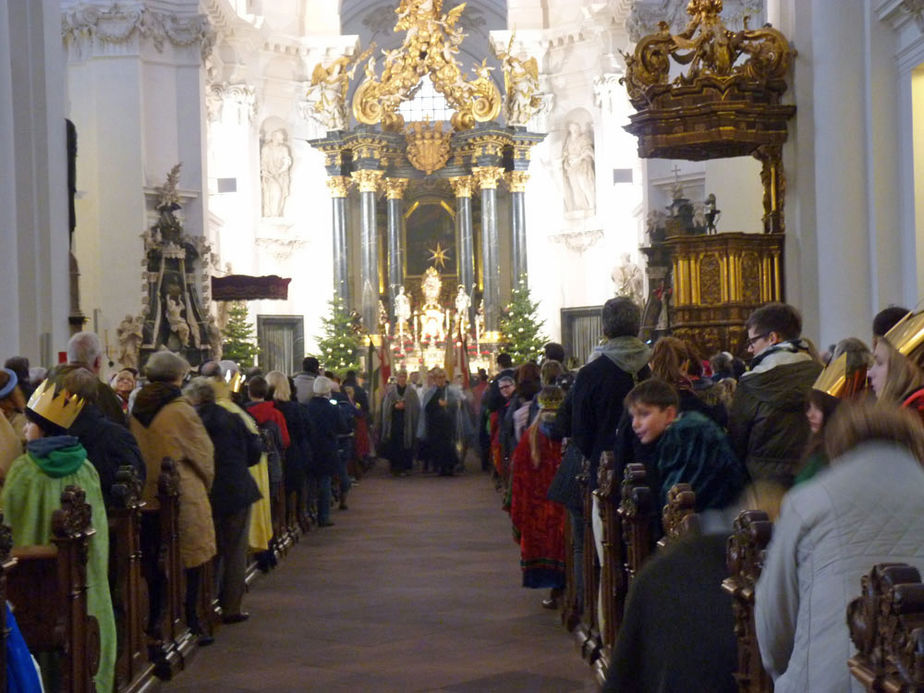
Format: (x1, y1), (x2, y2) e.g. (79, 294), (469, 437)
(405, 120), (452, 175)
(348, 0), (502, 132)
(550, 229), (605, 254)
(627, 0), (763, 42)
(206, 82), (257, 125)
(61, 4), (215, 60)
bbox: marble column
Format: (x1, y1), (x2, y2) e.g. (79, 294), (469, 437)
(449, 175), (475, 303)
(326, 176), (353, 306)
(472, 166), (504, 334)
(384, 178), (409, 322)
(351, 169), (384, 333)
(505, 171), (530, 283)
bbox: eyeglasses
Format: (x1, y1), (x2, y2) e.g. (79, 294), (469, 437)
(746, 332), (770, 348)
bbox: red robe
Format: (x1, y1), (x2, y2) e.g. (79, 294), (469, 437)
(509, 424), (566, 589)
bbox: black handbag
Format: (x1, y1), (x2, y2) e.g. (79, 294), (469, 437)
(546, 442), (584, 513)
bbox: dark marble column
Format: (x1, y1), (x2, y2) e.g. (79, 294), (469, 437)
(449, 175), (475, 304)
(351, 169), (383, 333)
(472, 167), (503, 334)
(326, 176), (352, 306)
(384, 178), (409, 323)
(506, 171), (530, 284)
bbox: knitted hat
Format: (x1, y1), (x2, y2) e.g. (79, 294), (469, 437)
(0, 368), (17, 399)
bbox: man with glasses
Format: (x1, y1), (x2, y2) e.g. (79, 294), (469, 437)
(728, 302), (822, 487)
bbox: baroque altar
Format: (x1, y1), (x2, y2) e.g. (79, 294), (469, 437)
(305, 0), (546, 360)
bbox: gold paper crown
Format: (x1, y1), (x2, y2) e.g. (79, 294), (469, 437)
(812, 352), (868, 399)
(26, 379), (85, 432)
(224, 369), (244, 394)
(882, 311), (924, 360)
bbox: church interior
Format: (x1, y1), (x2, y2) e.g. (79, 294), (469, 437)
(3, 0), (924, 690)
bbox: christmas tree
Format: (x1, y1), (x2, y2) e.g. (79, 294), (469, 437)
(499, 276), (547, 364)
(221, 301), (260, 368)
(317, 295), (363, 373)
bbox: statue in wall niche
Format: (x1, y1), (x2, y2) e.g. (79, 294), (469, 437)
(117, 314), (144, 370)
(261, 129), (293, 217)
(612, 254), (644, 305)
(562, 121), (596, 213)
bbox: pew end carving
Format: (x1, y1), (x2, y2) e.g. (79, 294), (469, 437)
(619, 463), (653, 586)
(573, 454), (601, 662)
(847, 562), (924, 691)
(722, 509), (773, 693)
(658, 483), (699, 550)
(9, 485), (100, 692)
(593, 451), (624, 685)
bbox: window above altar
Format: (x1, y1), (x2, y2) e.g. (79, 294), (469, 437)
(398, 75), (455, 124)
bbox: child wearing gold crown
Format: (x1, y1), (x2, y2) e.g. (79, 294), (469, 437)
(0, 380), (116, 692)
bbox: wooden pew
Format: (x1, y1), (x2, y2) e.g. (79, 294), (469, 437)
(8, 485), (100, 692)
(592, 453), (628, 685)
(619, 463), (654, 588)
(722, 509), (774, 693)
(108, 465), (158, 692)
(847, 562), (924, 691)
(573, 455), (601, 662)
(560, 508), (581, 632)
(657, 483), (699, 550)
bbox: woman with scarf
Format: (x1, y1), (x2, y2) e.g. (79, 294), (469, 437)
(2, 380), (115, 691)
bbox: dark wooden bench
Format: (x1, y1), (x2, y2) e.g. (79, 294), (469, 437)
(573, 455), (602, 662)
(657, 483), (699, 550)
(722, 509), (774, 693)
(848, 562), (924, 691)
(8, 486), (100, 692)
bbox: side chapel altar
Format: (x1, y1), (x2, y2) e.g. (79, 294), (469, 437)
(304, 0), (546, 371)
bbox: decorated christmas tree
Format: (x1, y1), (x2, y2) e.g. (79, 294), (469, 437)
(499, 276), (547, 364)
(221, 301), (259, 368)
(317, 295), (363, 373)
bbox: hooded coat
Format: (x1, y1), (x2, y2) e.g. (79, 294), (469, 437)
(728, 356), (822, 486)
(130, 383), (216, 568)
(571, 336), (651, 488)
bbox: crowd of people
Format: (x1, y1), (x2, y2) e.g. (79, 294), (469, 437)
(471, 297), (924, 693)
(3, 294), (924, 690)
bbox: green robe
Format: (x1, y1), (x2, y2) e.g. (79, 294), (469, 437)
(1, 438), (115, 693)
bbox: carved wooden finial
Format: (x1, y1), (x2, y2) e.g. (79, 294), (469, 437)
(725, 509), (772, 580)
(110, 464), (143, 510)
(158, 457), (180, 498)
(661, 483), (698, 543)
(52, 485), (92, 539)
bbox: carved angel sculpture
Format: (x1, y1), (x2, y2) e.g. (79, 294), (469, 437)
(496, 37), (543, 127)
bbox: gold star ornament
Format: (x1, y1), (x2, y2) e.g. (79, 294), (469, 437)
(427, 242), (451, 269)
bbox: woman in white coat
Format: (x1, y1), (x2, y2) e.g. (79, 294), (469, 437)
(755, 400), (924, 692)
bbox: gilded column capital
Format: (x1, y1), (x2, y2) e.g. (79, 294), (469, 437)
(326, 176), (353, 198)
(504, 171), (530, 193)
(384, 178), (409, 200)
(351, 169), (384, 193)
(449, 176), (474, 198)
(471, 166), (504, 191)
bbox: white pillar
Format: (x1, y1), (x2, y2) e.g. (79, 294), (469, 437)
(0, 1), (70, 365)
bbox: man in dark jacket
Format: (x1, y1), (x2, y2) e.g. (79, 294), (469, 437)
(305, 376), (350, 526)
(61, 368), (146, 507)
(49, 331), (126, 426)
(728, 302), (822, 486)
(571, 297), (651, 489)
(185, 377), (262, 624)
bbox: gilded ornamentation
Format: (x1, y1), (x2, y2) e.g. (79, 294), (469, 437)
(326, 175), (352, 198)
(504, 171), (530, 193)
(305, 45), (376, 131)
(699, 254), (721, 304)
(351, 169), (384, 194)
(384, 178), (409, 200)
(471, 166), (503, 191)
(448, 176), (474, 198)
(405, 120), (452, 175)
(495, 34), (543, 127)
(351, 0), (502, 131)
(741, 252), (760, 302)
(621, 0), (791, 110)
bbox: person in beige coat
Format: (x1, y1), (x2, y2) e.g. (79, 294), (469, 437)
(131, 351), (216, 642)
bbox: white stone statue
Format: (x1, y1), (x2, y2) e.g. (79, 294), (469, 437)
(496, 37), (542, 127)
(562, 121), (596, 213)
(165, 294), (190, 347)
(207, 314), (222, 361)
(116, 314), (143, 370)
(454, 284), (471, 334)
(611, 253), (644, 305)
(261, 129), (293, 217)
(394, 286), (412, 337)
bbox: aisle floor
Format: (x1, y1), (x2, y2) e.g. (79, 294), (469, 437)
(164, 460), (599, 692)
